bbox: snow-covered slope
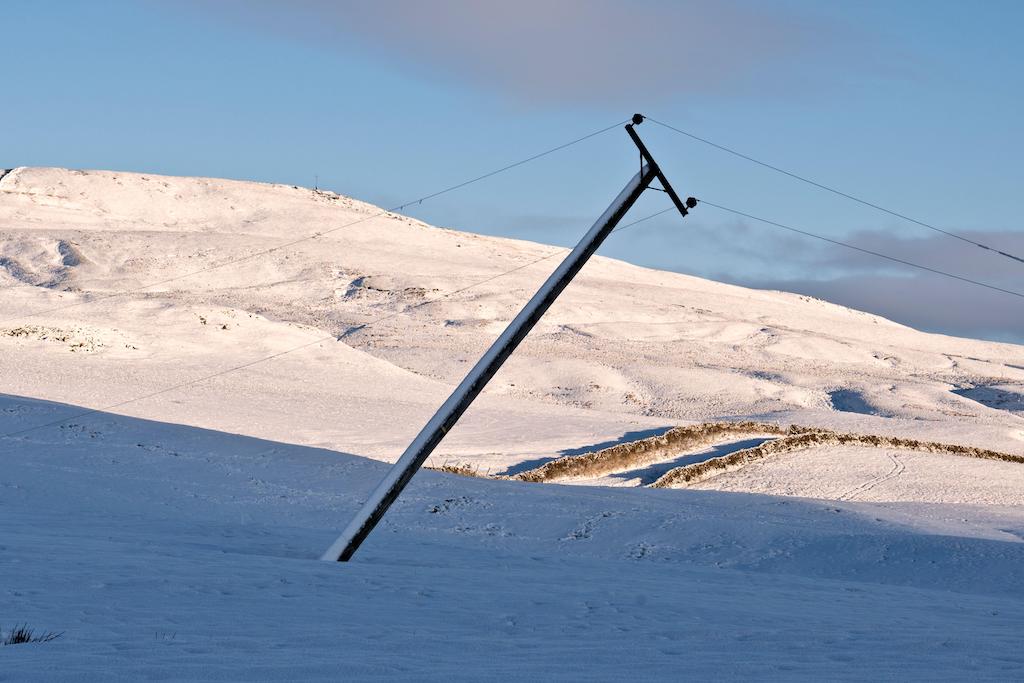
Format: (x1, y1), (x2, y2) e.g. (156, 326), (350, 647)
(2, 167), (1023, 679)
(2, 167), (1022, 467)
(4, 395), (1024, 680)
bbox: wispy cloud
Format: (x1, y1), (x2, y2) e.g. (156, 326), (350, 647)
(182, 0), (868, 105)
(748, 272), (1024, 343)
(734, 227), (1024, 343)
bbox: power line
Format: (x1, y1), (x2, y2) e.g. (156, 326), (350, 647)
(0, 120), (629, 327)
(700, 199), (1024, 300)
(613, 207), (676, 233)
(647, 117), (1024, 266)
(393, 121), (629, 210)
(1, 206), (670, 441)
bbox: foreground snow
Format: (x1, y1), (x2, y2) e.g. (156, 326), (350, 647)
(2, 168), (1023, 679)
(3, 395), (1024, 680)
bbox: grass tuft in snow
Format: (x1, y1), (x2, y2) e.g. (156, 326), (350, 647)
(2, 624), (63, 646)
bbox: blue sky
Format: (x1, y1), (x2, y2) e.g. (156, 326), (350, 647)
(4, 1), (1023, 342)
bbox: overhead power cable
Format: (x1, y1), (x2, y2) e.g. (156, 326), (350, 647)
(0, 206), (668, 441)
(647, 117), (1024, 266)
(0, 119), (629, 327)
(700, 199), (1024, 300)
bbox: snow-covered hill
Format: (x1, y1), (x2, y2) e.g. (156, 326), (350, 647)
(2, 167), (1023, 679)
(2, 167), (1021, 466)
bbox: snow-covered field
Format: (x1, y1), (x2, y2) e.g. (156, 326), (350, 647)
(2, 167), (1023, 679)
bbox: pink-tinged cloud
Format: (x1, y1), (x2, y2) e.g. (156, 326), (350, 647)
(181, 0), (866, 104)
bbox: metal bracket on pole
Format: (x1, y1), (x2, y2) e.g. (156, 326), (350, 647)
(322, 115), (696, 562)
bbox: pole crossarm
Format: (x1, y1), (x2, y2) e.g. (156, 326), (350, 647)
(626, 115), (697, 218)
(323, 119), (694, 562)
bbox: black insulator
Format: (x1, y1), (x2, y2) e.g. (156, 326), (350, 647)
(631, 113), (645, 126)
(685, 197), (698, 209)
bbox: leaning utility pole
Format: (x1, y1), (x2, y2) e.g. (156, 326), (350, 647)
(322, 114), (696, 562)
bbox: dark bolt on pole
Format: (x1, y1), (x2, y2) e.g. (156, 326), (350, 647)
(323, 120), (695, 562)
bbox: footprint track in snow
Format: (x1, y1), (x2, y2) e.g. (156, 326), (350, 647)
(838, 452), (905, 501)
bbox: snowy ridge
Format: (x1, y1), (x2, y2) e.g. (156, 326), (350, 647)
(649, 425), (1024, 488)
(512, 420), (789, 482)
